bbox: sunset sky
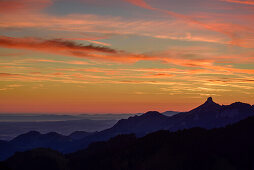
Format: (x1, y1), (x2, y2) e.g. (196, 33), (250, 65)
(0, 0), (254, 114)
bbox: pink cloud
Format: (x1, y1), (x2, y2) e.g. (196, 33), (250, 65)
(124, 0), (254, 48)
(0, 0), (52, 14)
(124, 0), (153, 9)
(222, 0), (254, 5)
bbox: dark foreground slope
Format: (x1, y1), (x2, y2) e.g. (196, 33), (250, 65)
(2, 115), (254, 170)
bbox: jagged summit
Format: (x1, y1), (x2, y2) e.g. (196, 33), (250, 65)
(203, 97), (219, 106)
(202, 97), (219, 106)
(206, 97), (213, 103)
(189, 97), (221, 113)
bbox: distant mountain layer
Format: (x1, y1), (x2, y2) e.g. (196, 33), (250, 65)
(1, 97), (253, 161)
(0, 113), (135, 122)
(0, 130), (95, 161)
(2, 115), (254, 170)
(0, 119), (117, 141)
(0, 113), (141, 140)
(161, 111), (179, 117)
(0, 112), (175, 140)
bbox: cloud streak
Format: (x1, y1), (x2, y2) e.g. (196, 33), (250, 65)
(124, 0), (153, 9)
(0, 36), (213, 66)
(1, 36), (254, 77)
(222, 0), (254, 5)
(124, 0), (254, 47)
(0, 36), (116, 56)
(0, 12), (231, 45)
(0, 0), (52, 14)
(0, 73), (20, 77)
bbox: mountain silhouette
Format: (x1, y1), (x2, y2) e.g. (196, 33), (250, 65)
(191, 96), (221, 111)
(10, 131), (72, 150)
(94, 97), (254, 136)
(166, 97), (254, 131)
(108, 111), (168, 136)
(3, 115), (254, 170)
(0, 131), (88, 160)
(1, 97), (254, 161)
(67, 97), (254, 153)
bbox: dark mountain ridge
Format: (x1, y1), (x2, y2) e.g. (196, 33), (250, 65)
(98, 97), (254, 135)
(165, 97), (254, 131)
(3, 115), (254, 170)
(1, 97), (253, 161)
(59, 97), (254, 154)
(109, 111), (169, 135)
(0, 130), (92, 160)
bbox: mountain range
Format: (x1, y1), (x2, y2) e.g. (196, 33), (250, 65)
(0, 119), (118, 141)
(0, 112), (177, 140)
(0, 97), (253, 161)
(2, 113), (254, 170)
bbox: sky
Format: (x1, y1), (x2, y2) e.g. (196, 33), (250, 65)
(0, 0), (254, 114)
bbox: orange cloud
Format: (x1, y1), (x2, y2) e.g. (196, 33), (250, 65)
(34, 59), (92, 65)
(130, 66), (254, 76)
(1, 36), (254, 77)
(222, 0), (254, 5)
(143, 73), (174, 78)
(0, 36), (151, 63)
(0, 73), (19, 77)
(0, 36), (116, 55)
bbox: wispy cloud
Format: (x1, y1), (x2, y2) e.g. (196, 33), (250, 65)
(0, 12), (231, 45)
(124, 0), (153, 9)
(8, 84), (23, 88)
(32, 59), (92, 65)
(0, 0), (52, 14)
(124, 0), (254, 47)
(222, 0), (254, 5)
(1, 36), (254, 77)
(0, 36), (214, 66)
(0, 36), (116, 54)
(0, 73), (20, 77)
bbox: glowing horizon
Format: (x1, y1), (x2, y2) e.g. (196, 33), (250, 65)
(0, 0), (254, 114)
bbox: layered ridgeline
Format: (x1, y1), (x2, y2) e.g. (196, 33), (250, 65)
(0, 97), (254, 161)
(2, 115), (254, 170)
